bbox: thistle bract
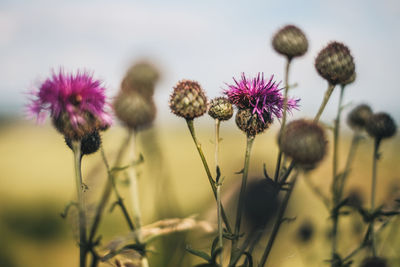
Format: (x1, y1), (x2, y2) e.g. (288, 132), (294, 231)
(65, 131), (101, 155)
(28, 70), (112, 140)
(225, 73), (299, 124)
(235, 108), (271, 136)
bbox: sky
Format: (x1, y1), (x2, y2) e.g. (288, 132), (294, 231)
(0, 0), (399, 125)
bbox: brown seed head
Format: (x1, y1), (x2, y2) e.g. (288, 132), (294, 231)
(366, 112), (397, 140)
(347, 104), (373, 131)
(315, 42), (355, 85)
(272, 25), (308, 60)
(279, 119), (327, 166)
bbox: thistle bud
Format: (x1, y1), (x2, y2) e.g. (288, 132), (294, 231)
(244, 178), (279, 228)
(235, 108), (271, 137)
(347, 104), (373, 131)
(366, 112), (397, 140)
(272, 25), (308, 60)
(315, 42), (355, 85)
(113, 91), (156, 130)
(208, 97), (233, 121)
(360, 257), (387, 267)
(169, 80), (208, 120)
(65, 131), (101, 155)
(279, 119), (327, 166)
(121, 61), (160, 98)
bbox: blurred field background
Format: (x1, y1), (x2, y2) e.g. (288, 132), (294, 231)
(1, 118), (399, 266)
(1, 0), (400, 266)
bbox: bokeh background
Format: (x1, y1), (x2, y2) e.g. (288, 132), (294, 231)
(1, 0), (399, 266)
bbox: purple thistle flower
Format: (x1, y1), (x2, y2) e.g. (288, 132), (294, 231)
(224, 73), (299, 122)
(28, 69), (112, 138)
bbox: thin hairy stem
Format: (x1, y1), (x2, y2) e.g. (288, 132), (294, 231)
(274, 59), (292, 181)
(258, 172), (299, 267)
(230, 135), (255, 262)
(214, 118), (224, 265)
(370, 138), (381, 256)
(72, 141), (87, 267)
(331, 85), (345, 262)
(215, 119), (220, 168)
(186, 119), (232, 233)
(314, 83), (336, 122)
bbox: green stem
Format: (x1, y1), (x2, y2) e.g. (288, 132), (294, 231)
(88, 131), (133, 244)
(186, 119), (232, 234)
(214, 118), (224, 265)
(274, 59), (292, 182)
(258, 172), (299, 267)
(331, 85), (345, 263)
(230, 135), (255, 263)
(371, 138), (381, 256)
(314, 83), (336, 123)
(72, 141), (87, 267)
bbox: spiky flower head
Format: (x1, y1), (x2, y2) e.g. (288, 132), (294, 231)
(225, 73), (299, 124)
(169, 80), (208, 120)
(366, 112), (397, 140)
(347, 104), (373, 131)
(315, 42), (355, 85)
(279, 119), (327, 167)
(121, 61), (160, 98)
(27, 70), (112, 140)
(360, 257), (387, 267)
(236, 108), (272, 136)
(272, 25), (308, 60)
(208, 97), (233, 121)
(113, 91), (156, 131)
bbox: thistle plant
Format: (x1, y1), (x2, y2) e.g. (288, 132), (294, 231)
(28, 69), (112, 267)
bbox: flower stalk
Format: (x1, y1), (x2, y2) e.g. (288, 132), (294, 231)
(214, 118), (224, 265)
(72, 140), (88, 267)
(314, 83), (335, 122)
(370, 138), (381, 256)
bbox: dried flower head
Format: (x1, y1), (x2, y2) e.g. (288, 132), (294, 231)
(360, 257), (387, 267)
(272, 25), (308, 60)
(315, 42), (355, 85)
(279, 119), (327, 166)
(169, 80), (208, 120)
(225, 73), (299, 123)
(208, 97), (233, 121)
(347, 104), (373, 131)
(236, 108), (272, 136)
(366, 112), (397, 140)
(113, 91), (156, 131)
(27, 70), (112, 140)
(121, 61), (160, 98)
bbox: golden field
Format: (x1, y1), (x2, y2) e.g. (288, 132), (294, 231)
(0, 120), (399, 267)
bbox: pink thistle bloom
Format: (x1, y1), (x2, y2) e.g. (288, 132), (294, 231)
(28, 69), (112, 139)
(224, 73), (299, 122)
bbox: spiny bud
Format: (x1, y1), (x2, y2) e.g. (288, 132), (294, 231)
(279, 119), (327, 166)
(121, 61), (160, 98)
(244, 178), (279, 228)
(347, 104), (373, 131)
(208, 97), (233, 121)
(169, 80), (208, 120)
(366, 112), (397, 140)
(315, 42), (355, 85)
(235, 108), (271, 137)
(65, 131), (101, 155)
(272, 25), (308, 60)
(113, 91), (156, 130)
(360, 257), (387, 267)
